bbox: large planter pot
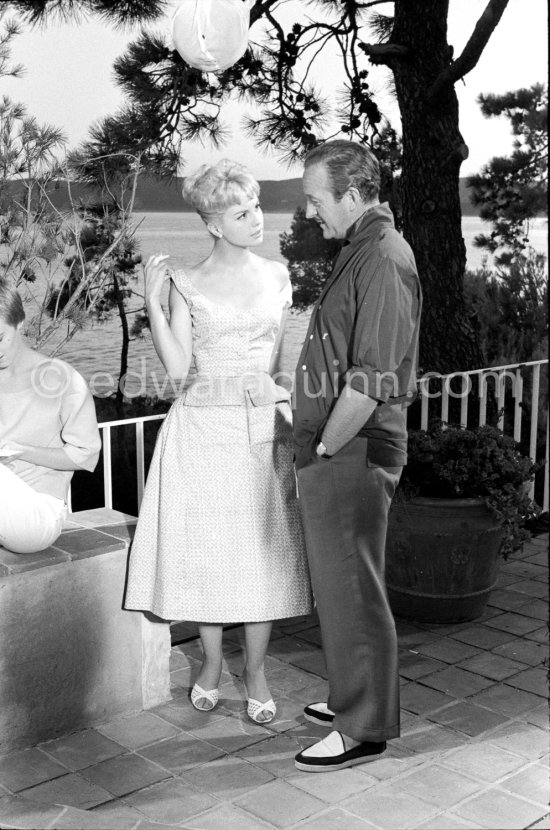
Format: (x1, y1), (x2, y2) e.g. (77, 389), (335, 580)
(385, 497), (504, 623)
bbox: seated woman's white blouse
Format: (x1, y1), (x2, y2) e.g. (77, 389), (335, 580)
(0, 358), (101, 502)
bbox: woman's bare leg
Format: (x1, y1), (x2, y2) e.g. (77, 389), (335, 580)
(195, 623), (224, 692)
(243, 620), (273, 720)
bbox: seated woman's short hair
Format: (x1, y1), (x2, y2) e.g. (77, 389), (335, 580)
(0, 278), (25, 327)
(182, 159), (260, 222)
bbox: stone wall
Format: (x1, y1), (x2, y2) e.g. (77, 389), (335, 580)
(0, 509), (171, 753)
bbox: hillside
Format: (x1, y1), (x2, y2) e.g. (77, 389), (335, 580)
(132, 176), (480, 216)
(5, 176), (480, 216)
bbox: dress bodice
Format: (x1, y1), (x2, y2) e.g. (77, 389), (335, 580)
(171, 270), (292, 405)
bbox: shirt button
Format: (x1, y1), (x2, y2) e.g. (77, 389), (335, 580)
(302, 364), (307, 370)
(309, 334), (314, 340)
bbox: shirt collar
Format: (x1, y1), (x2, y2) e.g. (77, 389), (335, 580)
(344, 202), (394, 244)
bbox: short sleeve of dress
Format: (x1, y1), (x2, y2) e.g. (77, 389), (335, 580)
(58, 363), (101, 472)
(170, 270), (193, 307)
(280, 280), (293, 309)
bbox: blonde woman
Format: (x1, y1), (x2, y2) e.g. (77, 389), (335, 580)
(125, 160), (312, 723)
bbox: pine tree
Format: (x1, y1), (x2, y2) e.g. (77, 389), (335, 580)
(468, 83), (548, 266)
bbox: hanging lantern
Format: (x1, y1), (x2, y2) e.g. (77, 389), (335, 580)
(171, 0), (256, 73)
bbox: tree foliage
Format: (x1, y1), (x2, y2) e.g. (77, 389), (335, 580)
(9, 1), (387, 163)
(8, 0), (167, 26)
(468, 83), (548, 265)
(0, 89), (144, 360)
(0, 9), (148, 394)
(46, 201), (143, 405)
(279, 207), (339, 312)
(0, 11), (24, 79)
(464, 250), (548, 367)
(0, 89), (71, 343)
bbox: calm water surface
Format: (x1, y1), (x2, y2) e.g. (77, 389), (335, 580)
(51, 212), (547, 399)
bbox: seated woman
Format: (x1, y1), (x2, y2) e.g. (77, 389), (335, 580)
(0, 279), (101, 554)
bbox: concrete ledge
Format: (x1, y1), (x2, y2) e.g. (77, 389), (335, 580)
(0, 509), (171, 753)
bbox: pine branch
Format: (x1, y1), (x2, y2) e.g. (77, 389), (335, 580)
(428, 0), (510, 101)
(358, 42), (409, 66)
(10, 0), (167, 27)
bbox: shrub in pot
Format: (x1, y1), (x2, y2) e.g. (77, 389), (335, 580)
(385, 422), (541, 623)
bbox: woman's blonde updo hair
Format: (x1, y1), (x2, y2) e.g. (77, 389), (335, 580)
(181, 159), (260, 223)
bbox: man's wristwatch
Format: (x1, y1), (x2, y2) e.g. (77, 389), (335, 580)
(316, 441), (332, 459)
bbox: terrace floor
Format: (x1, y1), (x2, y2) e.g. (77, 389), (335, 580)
(0, 534), (548, 830)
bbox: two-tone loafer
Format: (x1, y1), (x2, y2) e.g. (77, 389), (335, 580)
(295, 730), (386, 772)
(303, 701), (335, 728)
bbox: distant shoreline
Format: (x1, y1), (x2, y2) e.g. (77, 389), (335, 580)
(6, 176), (482, 217)
(131, 203), (301, 213)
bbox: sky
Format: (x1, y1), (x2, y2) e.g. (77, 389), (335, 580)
(1, 0), (548, 180)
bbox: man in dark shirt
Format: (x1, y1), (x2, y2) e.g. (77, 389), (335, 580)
(293, 140), (422, 772)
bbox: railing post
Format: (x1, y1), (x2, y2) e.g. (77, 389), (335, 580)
(513, 368), (523, 444)
(102, 426), (113, 510)
(525, 364), (540, 503)
(459, 374), (469, 428)
(544, 417), (549, 514)
(419, 376), (430, 430)
(529, 364), (541, 465)
(497, 371), (505, 431)
(441, 379), (449, 427)
(479, 373), (487, 427)
(136, 420), (145, 510)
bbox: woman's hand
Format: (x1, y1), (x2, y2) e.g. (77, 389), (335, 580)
(0, 442), (25, 464)
(144, 254), (171, 304)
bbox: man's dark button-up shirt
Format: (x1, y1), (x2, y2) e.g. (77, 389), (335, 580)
(293, 202), (422, 470)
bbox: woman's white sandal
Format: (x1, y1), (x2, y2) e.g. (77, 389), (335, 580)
(190, 683), (219, 711)
(247, 697), (276, 724)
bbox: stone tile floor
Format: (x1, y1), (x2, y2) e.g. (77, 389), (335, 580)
(0, 535), (548, 830)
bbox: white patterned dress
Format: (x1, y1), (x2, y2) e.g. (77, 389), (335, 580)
(125, 271), (312, 622)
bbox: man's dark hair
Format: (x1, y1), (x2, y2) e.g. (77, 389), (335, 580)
(305, 140), (380, 202)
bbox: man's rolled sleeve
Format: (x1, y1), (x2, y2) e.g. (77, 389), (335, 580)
(346, 256), (418, 402)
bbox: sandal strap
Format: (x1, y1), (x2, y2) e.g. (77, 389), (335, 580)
(191, 683), (219, 708)
(247, 697), (276, 721)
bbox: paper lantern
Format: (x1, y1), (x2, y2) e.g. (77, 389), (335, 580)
(171, 0), (255, 73)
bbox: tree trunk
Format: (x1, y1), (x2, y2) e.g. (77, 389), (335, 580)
(391, 0), (485, 374)
(113, 274), (129, 413)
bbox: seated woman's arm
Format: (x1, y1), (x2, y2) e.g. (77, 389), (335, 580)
(7, 365), (101, 472)
(8, 445), (88, 470)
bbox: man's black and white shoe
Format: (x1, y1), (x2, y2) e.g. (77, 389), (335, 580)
(295, 730), (386, 772)
(303, 702), (335, 728)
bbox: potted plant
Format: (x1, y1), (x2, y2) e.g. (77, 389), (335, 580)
(385, 422), (541, 623)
